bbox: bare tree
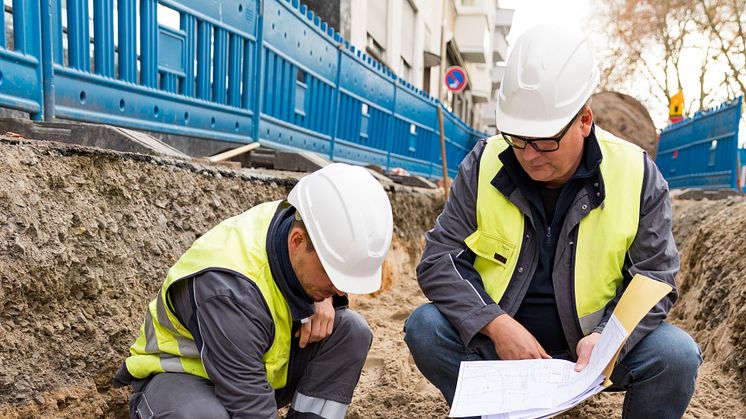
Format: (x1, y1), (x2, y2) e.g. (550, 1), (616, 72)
(696, 0), (746, 97)
(594, 0), (745, 122)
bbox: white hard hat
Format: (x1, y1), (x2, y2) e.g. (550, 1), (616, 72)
(495, 23), (600, 137)
(287, 163), (393, 294)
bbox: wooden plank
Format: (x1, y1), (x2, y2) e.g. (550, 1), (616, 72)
(207, 142), (260, 163)
(192, 157), (242, 169)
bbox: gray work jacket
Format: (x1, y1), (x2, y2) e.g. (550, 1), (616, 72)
(417, 135), (679, 360)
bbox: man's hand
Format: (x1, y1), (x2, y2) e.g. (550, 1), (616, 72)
(295, 298), (335, 348)
(574, 332), (601, 372)
(481, 314), (551, 360)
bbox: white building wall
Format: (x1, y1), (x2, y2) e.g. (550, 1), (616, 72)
(411, 1), (425, 87)
(385, 0), (401, 73)
(349, 0), (367, 49)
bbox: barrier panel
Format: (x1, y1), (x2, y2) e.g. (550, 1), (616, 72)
(656, 97), (742, 190)
(332, 44), (396, 169)
(219, 0), (486, 177)
(441, 106), (480, 178)
(1, 0), (487, 178)
(44, 0), (260, 142)
(0, 1), (43, 118)
(259, 0), (339, 157)
(388, 78), (439, 177)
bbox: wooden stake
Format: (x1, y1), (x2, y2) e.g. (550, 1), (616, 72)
(438, 105), (449, 199)
(207, 142), (260, 163)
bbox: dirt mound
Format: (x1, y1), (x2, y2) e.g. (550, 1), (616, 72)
(0, 135), (744, 418)
(0, 136), (443, 418)
(591, 91), (658, 158)
(0, 137), (296, 417)
(669, 197), (746, 396)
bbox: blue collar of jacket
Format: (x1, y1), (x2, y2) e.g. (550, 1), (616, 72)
(491, 124), (606, 209)
(266, 204), (316, 322)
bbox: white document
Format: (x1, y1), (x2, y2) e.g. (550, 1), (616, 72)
(449, 315), (628, 418)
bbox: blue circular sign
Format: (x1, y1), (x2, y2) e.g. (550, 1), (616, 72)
(445, 66), (468, 93)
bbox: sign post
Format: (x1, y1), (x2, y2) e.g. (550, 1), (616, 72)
(437, 65), (469, 199)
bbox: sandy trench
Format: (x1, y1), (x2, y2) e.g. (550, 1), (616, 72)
(0, 136), (745, 418)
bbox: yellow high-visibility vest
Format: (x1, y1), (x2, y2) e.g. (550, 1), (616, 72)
(465, 129), (644, 334)
(124, 201), (293, 389)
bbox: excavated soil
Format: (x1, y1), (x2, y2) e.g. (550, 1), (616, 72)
(0, 135), (745, 418)
(590, 91), (659, 159)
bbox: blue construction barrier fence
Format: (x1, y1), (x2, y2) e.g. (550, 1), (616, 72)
(656, 96), (743, 191)
(0, 0), (485, 178)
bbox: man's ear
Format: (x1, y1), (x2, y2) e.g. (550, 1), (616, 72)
(287, 227), (306, 252)
(580, 106), (593, 137)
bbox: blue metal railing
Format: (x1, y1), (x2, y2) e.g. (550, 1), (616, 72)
(50, 0), (260, 142)
(0, 0), (486, 178)
(0, 1), (43, 118)
(656, 96), (742, 190)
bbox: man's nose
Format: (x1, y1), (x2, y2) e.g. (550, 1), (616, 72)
(521, 144), (542, 161)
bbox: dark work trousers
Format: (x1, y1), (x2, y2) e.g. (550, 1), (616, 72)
(128, 309), (372, 419)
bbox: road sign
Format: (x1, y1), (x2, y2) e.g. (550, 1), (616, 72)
(445, 66), (468, 93)
(669, 90), (684, 117)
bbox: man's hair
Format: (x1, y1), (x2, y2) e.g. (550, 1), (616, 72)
(292, 212), (315, 252)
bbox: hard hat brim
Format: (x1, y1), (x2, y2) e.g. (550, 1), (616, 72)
(322, 259), (382, 295)
(495, 105), (575, 138)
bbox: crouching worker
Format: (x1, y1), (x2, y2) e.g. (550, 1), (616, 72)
(404, 24), (700, 419)
(113, 163), (393, 419)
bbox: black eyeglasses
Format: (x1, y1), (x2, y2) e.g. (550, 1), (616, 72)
(500, 109), (583, 152)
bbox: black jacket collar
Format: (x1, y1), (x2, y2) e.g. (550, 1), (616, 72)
(266, 204), (316, 322)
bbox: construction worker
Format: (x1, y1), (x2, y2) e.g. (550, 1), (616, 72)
(404, 24), (701, 418)
(113, 163), (393, 419)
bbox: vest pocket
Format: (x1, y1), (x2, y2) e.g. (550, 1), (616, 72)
(264, 349), (291, 389)
(464, 229), (516, 267)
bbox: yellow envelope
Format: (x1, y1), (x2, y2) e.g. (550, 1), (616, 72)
(602, 274), (673, 386)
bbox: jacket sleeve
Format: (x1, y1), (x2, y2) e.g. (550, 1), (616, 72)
(416, 140), (505, 347)
(593, 155), (679, 358)
(177, 270), (278, 419)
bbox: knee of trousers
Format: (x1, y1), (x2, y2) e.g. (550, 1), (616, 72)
(649, 330), (702, 380)
(133, 391), (230, 419)
(333, 309), (373, 356)
(404, 304), (453, 358)
(175, 401), (230, 419)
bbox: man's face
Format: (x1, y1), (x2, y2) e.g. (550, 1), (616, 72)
(511, 107), (594, 188)
(288, 227), (344, 302)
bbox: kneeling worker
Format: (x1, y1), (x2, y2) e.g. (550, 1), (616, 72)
(113, 163), (394, 419)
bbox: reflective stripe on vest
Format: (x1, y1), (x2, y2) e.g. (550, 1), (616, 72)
(465, 128), (644, 335)
(125, 200), (293, 389)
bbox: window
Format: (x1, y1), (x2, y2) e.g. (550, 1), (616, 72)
(400, 57), (412, 82)
(366, 1), (388, 50)
(423, 67), (431, 93)
(366, 33), (385, 63)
